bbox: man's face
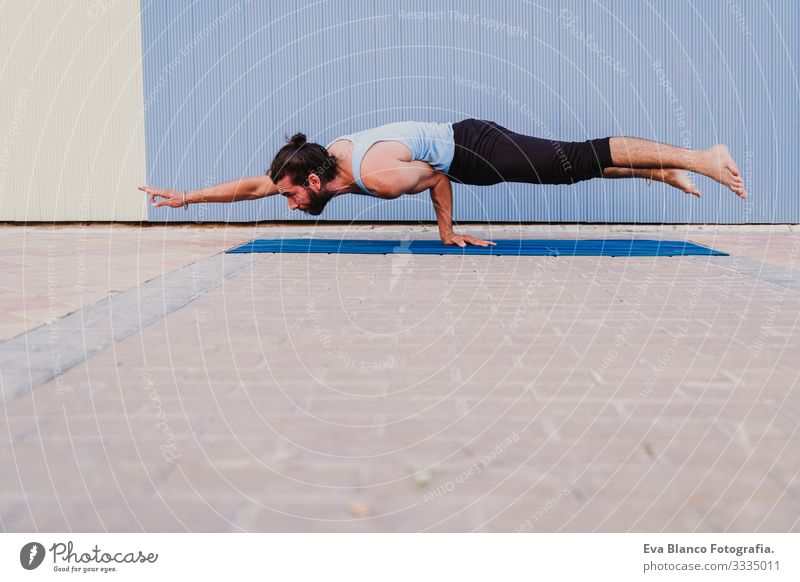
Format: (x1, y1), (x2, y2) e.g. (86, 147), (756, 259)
(276, 174), (332, 216)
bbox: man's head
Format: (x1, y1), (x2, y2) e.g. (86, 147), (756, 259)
(269, 133), (339, 215)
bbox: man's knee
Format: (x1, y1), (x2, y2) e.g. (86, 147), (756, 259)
(562, 137), (613, 181)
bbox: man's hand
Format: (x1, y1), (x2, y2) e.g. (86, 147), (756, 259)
(441, 231), (497, 248)
(139, 186), (186, 208)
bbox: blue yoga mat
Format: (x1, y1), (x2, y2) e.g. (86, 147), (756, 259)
(226, 238), (728, 257)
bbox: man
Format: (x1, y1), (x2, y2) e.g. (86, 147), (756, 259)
(140, 119), (746, 247)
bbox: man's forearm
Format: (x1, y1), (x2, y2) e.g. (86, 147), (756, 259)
(429, 175), (455, 237)
(185, 175), (276, 204)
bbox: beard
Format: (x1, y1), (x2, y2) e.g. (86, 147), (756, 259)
(303, 187), (335, 216)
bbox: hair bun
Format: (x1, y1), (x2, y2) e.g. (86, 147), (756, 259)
(288, 132), (307, 147)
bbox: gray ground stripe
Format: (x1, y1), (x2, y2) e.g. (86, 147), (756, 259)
(0, 252), (269, 404)
(697, 254), (800, 291)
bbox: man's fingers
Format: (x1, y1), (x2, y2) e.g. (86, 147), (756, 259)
(142, 186), (182, 207)
(463, 236), (496, 247)
(443, 234), (497, 248)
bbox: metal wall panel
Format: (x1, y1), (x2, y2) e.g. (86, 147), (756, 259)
(0, 2), (147, 221)
(142, 0), (799, 223)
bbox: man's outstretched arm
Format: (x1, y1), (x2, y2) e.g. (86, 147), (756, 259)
(139, 174), (279, 208)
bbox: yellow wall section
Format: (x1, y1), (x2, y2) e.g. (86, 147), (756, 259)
(0, 2), (146, 221)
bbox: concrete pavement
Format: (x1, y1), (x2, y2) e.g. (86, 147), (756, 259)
(1, 224), (798, 531)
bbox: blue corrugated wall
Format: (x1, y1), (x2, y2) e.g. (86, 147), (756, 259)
(141, 0), (799, 223)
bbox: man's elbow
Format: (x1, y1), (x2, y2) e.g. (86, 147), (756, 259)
(250, 175), (275, 199)
(427, 173), (450, 193)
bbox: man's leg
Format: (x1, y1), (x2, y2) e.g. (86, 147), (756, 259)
(448, 121), (746, 198)
(607, 137), (746, 198)
(602, 167), (701, 198)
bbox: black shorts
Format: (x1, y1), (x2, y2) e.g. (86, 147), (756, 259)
(447, 118), (613, 186)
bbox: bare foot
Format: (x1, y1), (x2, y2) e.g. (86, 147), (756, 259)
(660, 169), (701, 198)
(696, 144), (747, 198)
